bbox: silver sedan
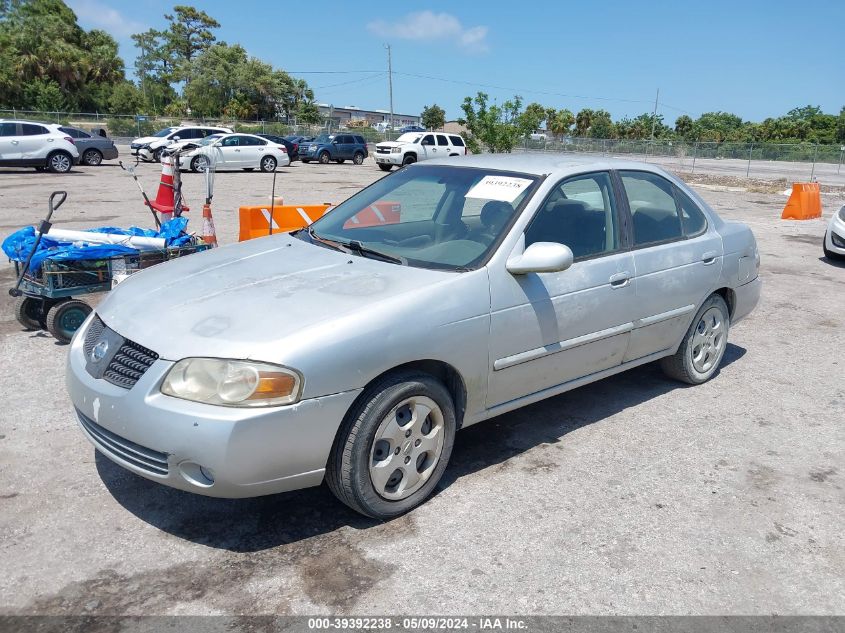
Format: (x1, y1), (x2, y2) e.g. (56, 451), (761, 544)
(67, 154), (761, 518)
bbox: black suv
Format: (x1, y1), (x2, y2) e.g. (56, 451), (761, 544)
(299, 133), (368, 165)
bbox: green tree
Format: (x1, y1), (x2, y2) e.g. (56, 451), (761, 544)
(674, 115), (694, 140)
(589, 109), (615, 138)
(458, 92), (525, 153)
(108, 81), (144, 114)
(518, 102), (546, 137)
(0, 0), (125, 110)
(421, 104), (446, 130)
(575, 108), (594, 136)
(549, 109), (574, 138)
(297, 100), (322, 125)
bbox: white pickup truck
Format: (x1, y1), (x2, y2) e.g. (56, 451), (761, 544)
(374, 132), (467, 171)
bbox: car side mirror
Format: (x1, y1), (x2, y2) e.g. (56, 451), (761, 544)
(332, 140), (338, 144)
(506, 242), (574, 275)
(172, 136), (180, 141)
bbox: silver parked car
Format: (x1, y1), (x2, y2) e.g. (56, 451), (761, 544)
(67, 155), (761, 518)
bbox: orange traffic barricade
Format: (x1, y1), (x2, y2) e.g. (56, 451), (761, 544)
(238, 203), (333, 241)
(781, 183), (822, 220)
(343, 201), (402, 229)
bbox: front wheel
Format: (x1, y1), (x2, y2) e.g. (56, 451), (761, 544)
(152, 148), (163, 163)
(260, 156), (277, 172)
(402, 154), (416, 166)
(378, 163), (393, 172)
(660, 294), (730, 384)
(46, 299), (92, 344)
(318, 151), (331, 165)
(326, 372), (456, 519)
(191, 155), (209, 172)
(353, 152), (365, 165)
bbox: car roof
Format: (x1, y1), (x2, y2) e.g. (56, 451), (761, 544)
(423, 152), (675, 179)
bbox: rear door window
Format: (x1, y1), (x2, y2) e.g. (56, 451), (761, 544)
(0, 122), (17, 136)
(436, 135), (449, 146)
(21, 124), (48, 135)
(619, 171), (684, 246)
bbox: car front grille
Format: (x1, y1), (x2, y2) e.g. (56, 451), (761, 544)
(84, 315), (159, 390)
(77, 409), (169, 475)
(376, 147), (390, 154)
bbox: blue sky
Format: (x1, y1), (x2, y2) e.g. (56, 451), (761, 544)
(67, 0), (845, 123)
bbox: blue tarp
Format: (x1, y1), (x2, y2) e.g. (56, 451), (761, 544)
(2, 217), (191, 273)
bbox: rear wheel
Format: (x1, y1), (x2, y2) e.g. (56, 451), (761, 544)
(327, 372), (456, 519)
(47, 151), (72, 173)
(660, 294), (730, 385)
(378, 164), (393, 172)
(318, 151), (331, 165)
(14, 297), (44, 330)
(353, 152), (365, 165)
(46, 299), (92, 344)
(82, 149), (103, 166)
(260, 156), (277, 172)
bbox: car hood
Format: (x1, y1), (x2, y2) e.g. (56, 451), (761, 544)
(132, 136), (165, 145)
(96, 235), (456, 362)
(376, 141), (405, 149)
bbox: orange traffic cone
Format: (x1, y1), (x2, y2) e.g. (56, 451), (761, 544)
(201, 202), (217, 247)
(147, 153), (189, 223)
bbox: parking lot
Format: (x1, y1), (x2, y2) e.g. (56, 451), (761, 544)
(0, 152), (843, 615)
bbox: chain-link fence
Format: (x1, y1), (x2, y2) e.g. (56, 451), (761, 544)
(4, 109), (844, 184)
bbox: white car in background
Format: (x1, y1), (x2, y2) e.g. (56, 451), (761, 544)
(0, 119), (79, 172)
(130, 125), (232, 162)
(823, 205), (845, 260)
(374, 132), (467, 171)
(177, 133), (290, 172)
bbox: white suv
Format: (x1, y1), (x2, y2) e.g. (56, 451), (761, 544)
(130, 125), (233, 162)
(0, 120), (80, 173)
(374, 132), (467, 171)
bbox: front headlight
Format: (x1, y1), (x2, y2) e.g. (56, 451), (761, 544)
(309, 144), (317, 151)
(837, 206), (845, 222)
(391, 147), (401, 153)
(161, 358), (301, 407)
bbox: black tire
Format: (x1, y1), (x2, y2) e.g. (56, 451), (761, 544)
(47, 151), (73, 173)
(82, 149), (103, 166)
(823, 232), (844, 260)
(326, 372), (456, 519)
(378, 164), (393, 172)
(14, 297), (44, 330)
(335, 159), (345, 164)
(318, 151), (331, 165)
(152, 148), (163, 163)
(191, 155), (209, 173)
(46, 299), (92, 344)
(260, 156), (277, 172)
(353, 152), (365, 165)
(660, 294), (730, 385)
(402, 154), (416, 166)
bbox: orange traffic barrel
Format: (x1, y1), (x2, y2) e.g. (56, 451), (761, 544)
(238, 203), (333, 241)
(781, 183), (822, 220)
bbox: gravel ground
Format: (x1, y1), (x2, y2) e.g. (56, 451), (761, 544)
(0, 151), (843, 616)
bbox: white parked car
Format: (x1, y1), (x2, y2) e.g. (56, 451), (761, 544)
(0, 119), (80, 173)
(823, 205), (845, 260)
(177, 133), (290, 172)
(374, 132), (467, 171)
(130, 125), (232, 162)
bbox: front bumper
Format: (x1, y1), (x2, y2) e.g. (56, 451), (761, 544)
(130, 146), (155, 161)
(374, 153), (403, 165)
(825, 213), (845, 256)
(66, 315), (362, 498)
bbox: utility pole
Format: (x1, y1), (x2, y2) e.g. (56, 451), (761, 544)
(650, 87), (659, 142)
(385, 43), (394, 135)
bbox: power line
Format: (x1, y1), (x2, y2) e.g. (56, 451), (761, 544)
(313, 72), (385, 90)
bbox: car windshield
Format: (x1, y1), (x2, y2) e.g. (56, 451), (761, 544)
(313, 134), (334, 143)
(199, 134), (222, 146)
(153, 127), (178, 138)
(302, 165), (540, 271)
(396, 133), (422, 143)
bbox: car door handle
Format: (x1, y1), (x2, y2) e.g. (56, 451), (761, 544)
(234, 149), (240, 152)
(701, 251), (718, 265)
(11, 140), (20, 145)
(609, 272), (631, 288)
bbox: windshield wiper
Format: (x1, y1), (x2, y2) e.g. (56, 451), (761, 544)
(306, 227), (405, 265)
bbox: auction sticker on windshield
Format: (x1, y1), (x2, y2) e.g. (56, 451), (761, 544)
(466, 175), (533, 203)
